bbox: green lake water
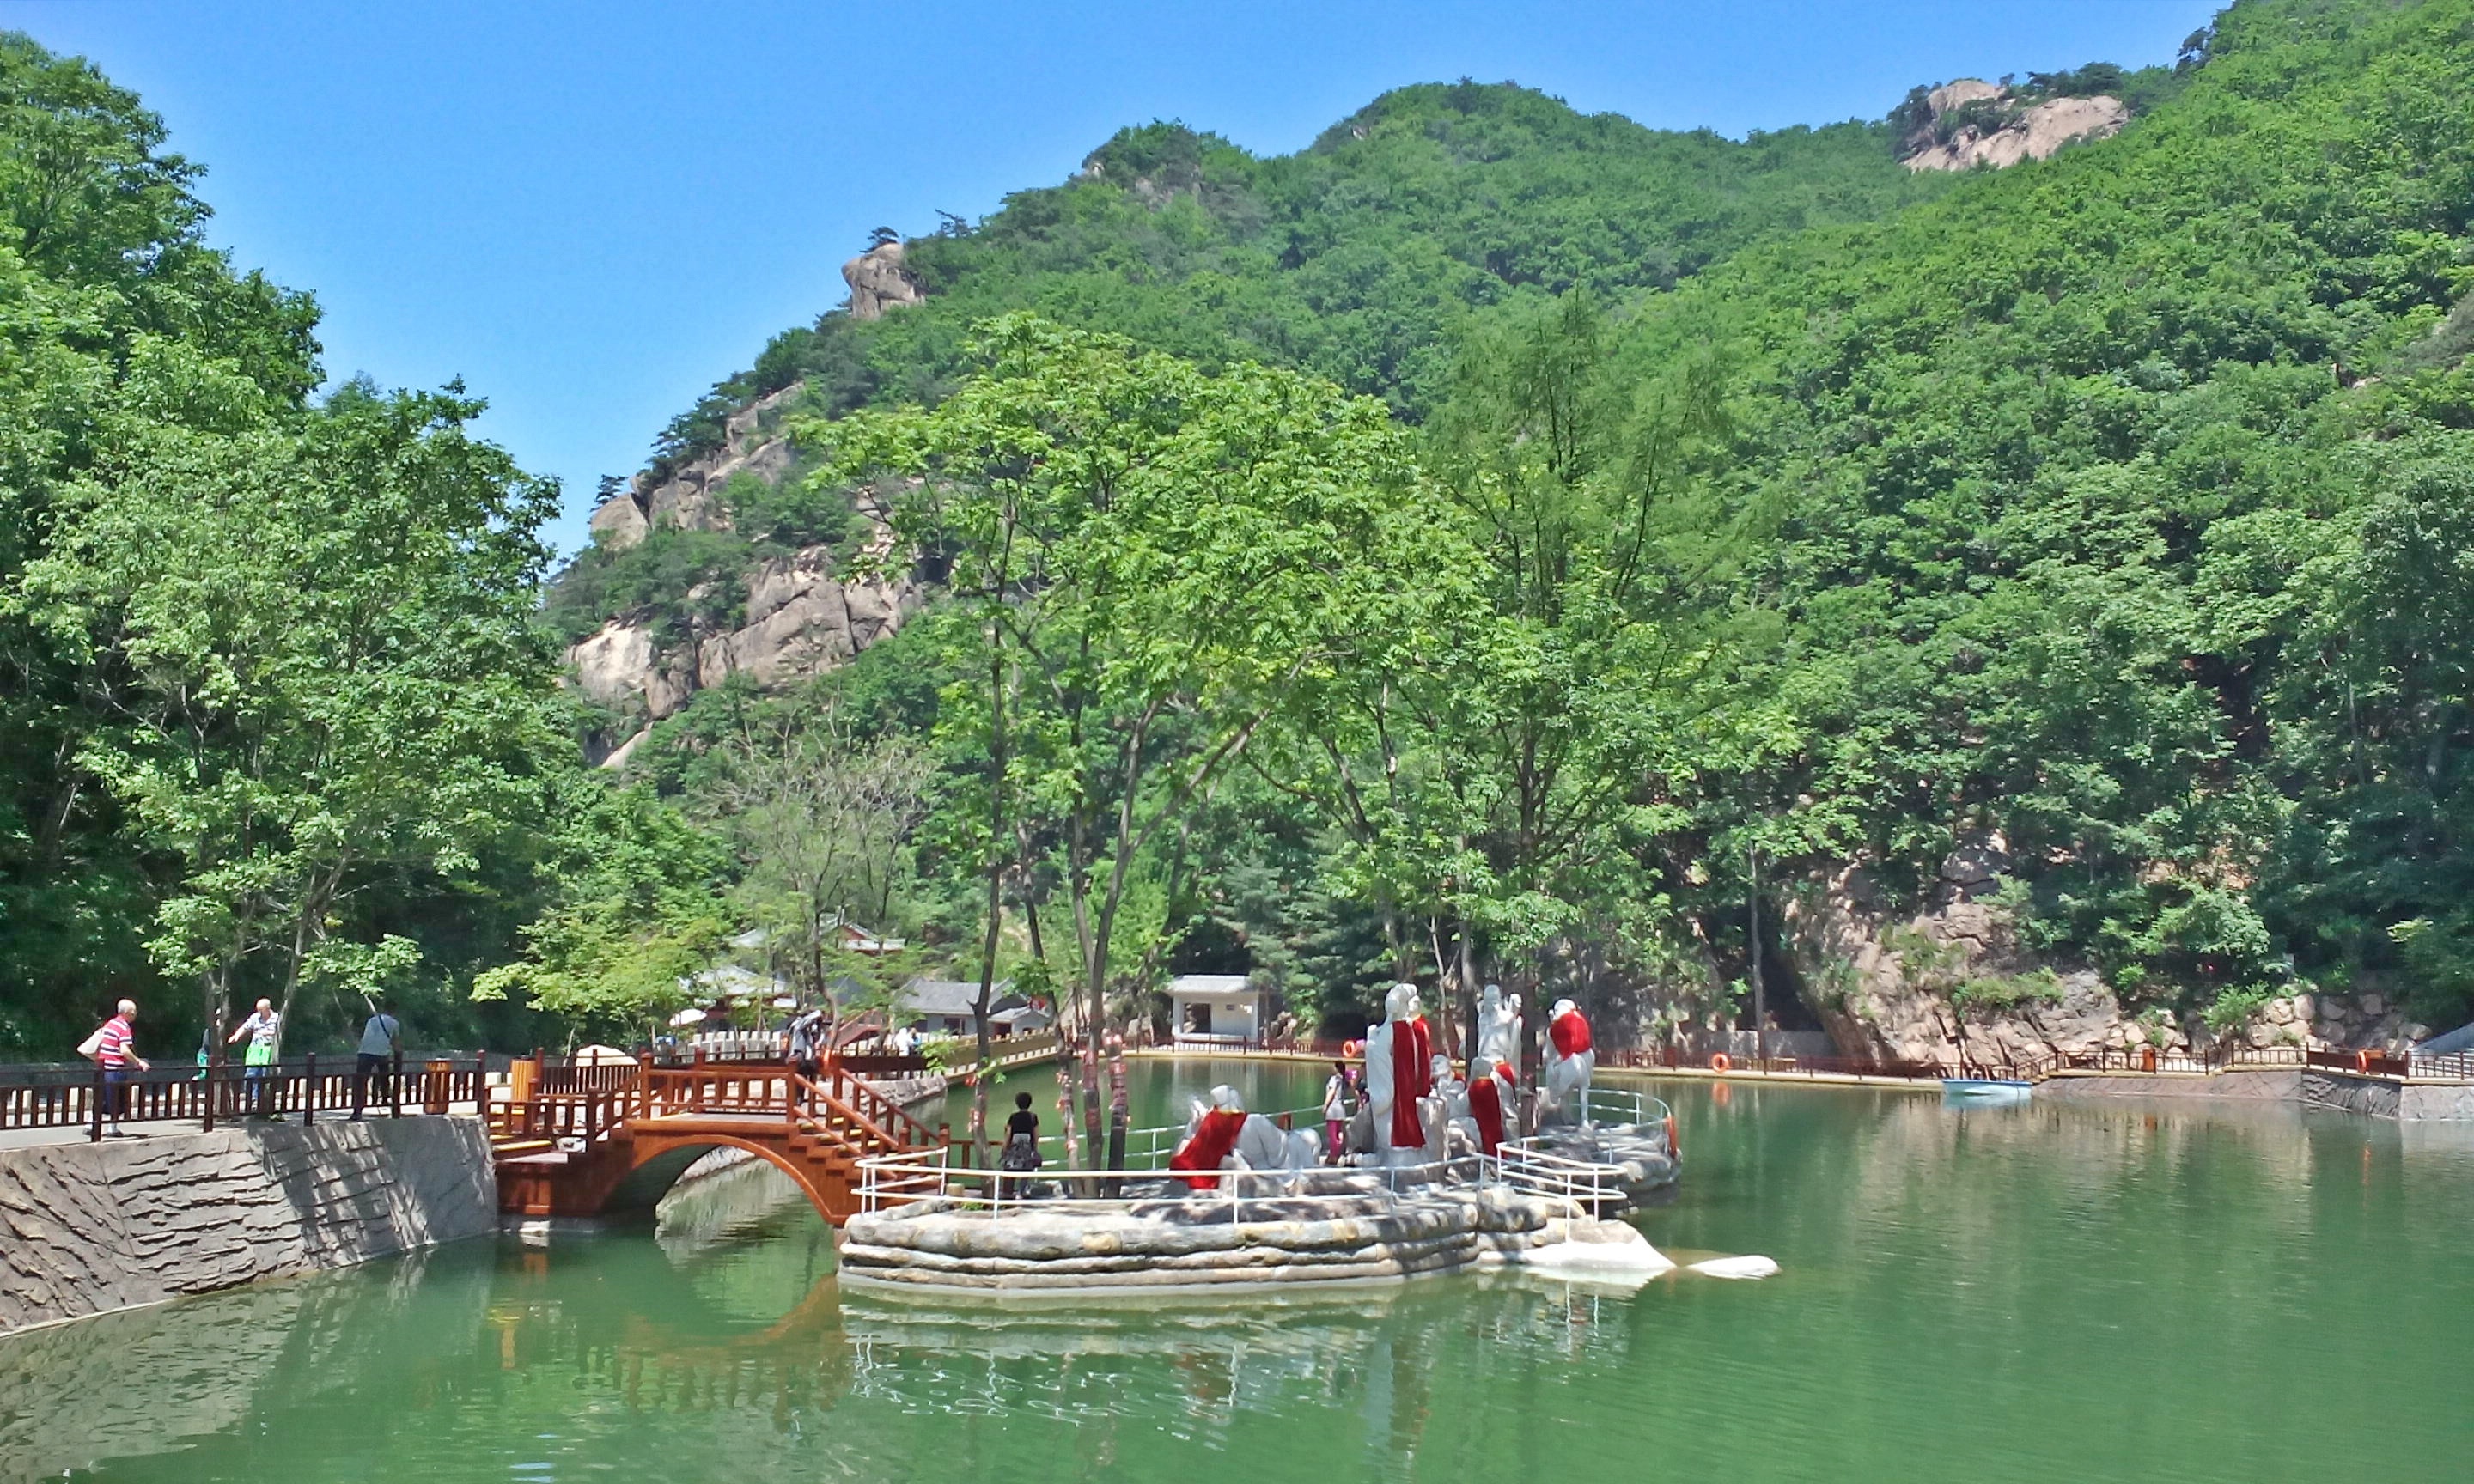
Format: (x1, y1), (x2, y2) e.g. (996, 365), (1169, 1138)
(6, 1057), (2471, 1483)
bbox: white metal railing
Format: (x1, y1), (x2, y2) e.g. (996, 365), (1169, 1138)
(984, 1100), (1330, 1172)
(1486, 1140), (1630, 1215)
(1579, 1085), (1672, 1130)
(853, 1139), (1472, 1223)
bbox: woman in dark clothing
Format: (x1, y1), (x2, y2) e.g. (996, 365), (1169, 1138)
(1000, 1092), (1043, 1172)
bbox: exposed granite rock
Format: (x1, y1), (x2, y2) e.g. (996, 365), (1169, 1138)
(1902, 80), (2130, 173)
(0, 1116), (496, 1337)
(695, 548), (917, 690)
(1786, 833), (2425, 1065)
(843, 240), (923, 321)
(587, 383), (803, 555)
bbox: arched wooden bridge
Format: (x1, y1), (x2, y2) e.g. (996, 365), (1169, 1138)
(490, 1060), (943, 1224)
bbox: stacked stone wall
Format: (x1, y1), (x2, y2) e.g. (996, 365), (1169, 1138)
(0, 1116), (496, 1336)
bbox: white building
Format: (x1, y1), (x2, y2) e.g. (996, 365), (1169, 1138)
(1167, 975), (1264, 1047)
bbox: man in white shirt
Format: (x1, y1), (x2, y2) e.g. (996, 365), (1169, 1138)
(228, 999), (278, 1117)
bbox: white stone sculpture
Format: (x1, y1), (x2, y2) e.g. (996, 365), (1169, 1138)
(1540, 998), (1596, 1127)
(1171, 1085), (1316, 1189)
(1362, 982), (1436, 1167)
(1477, 983), (1522, 1073)
(1433, 1052), (1476, 1153)
(1465, 1054), (1513, 1158)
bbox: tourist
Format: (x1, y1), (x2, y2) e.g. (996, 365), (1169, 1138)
(787, 1005), (826, 1081)
(350, 998), (402, 1119)
(1322, 1058), (1353, 1162)
(81, 999), (148, 1136)
(229, 998), (280, 1117)
(1000, 1092), (1042, 1175)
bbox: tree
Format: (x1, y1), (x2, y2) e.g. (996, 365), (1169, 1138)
(26, 382), (570, 1050)
(805, 313), (1439, 1159)
(472, 779), (735, 1043)
(699, 703), (929, 1037)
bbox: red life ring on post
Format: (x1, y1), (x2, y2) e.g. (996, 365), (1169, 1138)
(1709, 1052), (1732, 1073)
(2355, 1049), (2371, 1073)
(1342, 1040), (1360, 1059)
(1665, 1114), (1680, 1159)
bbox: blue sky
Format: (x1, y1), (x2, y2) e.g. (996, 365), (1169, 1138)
(0, 0), (2220, 556)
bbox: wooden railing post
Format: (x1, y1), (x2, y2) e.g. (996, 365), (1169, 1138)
(88, 1062), (104, 1143)
(302, 1052), (316, 1126)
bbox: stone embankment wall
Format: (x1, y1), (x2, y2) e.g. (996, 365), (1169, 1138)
(2301, 1071), (2474, 1121)
(0, 1116), (496, 1337)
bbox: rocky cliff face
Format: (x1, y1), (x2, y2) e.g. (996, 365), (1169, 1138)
(570, 542), (919, 731)
(570, 382), (921, 758)
(1782, 832), (2428, 1064)
(1901, 80), (2130, 173)
(842, 240), (923, 321)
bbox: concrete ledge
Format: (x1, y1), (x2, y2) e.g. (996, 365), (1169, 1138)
(0, 1115), (497, 1336)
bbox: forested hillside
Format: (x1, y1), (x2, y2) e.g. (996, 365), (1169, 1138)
(558, 0), (2474, 1063)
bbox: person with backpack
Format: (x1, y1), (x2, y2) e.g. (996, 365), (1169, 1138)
(351, 998), (402, 1120)
(786, 1006), (827, 1082)
(999, 1092), (1043, 1175)
(80, 1000), (149, 1137)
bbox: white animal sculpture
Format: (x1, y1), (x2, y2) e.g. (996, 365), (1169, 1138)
(1540, 998), (1596, 1127)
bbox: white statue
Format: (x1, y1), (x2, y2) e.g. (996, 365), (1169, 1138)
(1477, 983), (1522, 1073)
(1432, 1052), (1473, 1151)
(1171, 1085), (1315, 1189)
(1362, 982), (1436, 1166)
(1540, 997), (1596, 1127)
(1466, 1054), (1512, 1157)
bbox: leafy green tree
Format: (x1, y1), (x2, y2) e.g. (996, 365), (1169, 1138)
(26, 383), (568, 1050)
(808, 313), (1440, 1153)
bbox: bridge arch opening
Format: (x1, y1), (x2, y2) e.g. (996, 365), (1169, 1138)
(603, 1136), (842, 1224)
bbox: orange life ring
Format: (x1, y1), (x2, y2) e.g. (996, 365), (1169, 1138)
(2355, 1049), (2371, 1073)
(1665, 1114), (1680, 1159)
(1342, 1039), (1360, 1059)
(1709, 1052), (1732, 1073)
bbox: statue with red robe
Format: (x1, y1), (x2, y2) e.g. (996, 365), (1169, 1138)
(1466, 1055), (1511, 1157)
(1362, 982), (1438, 1165)
(1169, 1086), (1250, 1189)
(1541, 997), (1596, 1127)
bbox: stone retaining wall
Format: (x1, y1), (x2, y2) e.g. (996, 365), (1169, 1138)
(2301, 1070), (2474, 1121)
(839, 1185), (1557, 1294)
(0, 1116), (497, 1336)
(2040, 1069), (2301, 1103)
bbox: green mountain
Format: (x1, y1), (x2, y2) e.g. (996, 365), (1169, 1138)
(581, 0), (2474, 1049)
(551, 82), (1969, 715)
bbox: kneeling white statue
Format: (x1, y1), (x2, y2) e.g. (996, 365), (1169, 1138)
(1169, 1085), (1315, 1189)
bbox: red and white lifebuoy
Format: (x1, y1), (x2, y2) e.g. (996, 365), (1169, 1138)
(1709, 1052), (1732, 1073)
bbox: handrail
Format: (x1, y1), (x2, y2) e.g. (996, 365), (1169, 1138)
(788, 1070), (912, 1157)
(0, 1054), (488, 1140)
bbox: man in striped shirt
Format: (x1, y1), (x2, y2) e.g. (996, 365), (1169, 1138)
(89, 999), (149, 1136)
